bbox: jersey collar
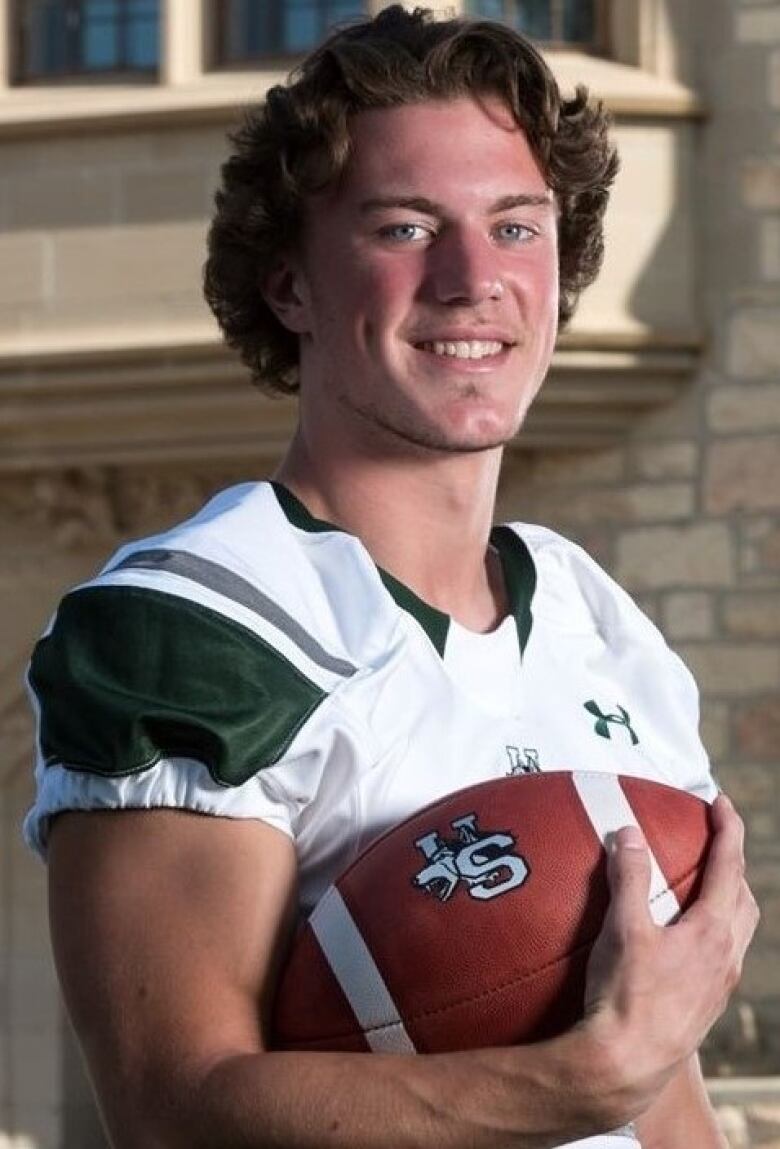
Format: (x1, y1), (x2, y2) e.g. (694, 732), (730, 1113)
(271, 482), (536, 659)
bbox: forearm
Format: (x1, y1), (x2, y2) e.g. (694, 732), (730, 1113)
(636, 1056), (727, 1149)
(114, 1034), (631, 1149)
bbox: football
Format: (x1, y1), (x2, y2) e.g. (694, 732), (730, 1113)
(272, 771), (712, 1053)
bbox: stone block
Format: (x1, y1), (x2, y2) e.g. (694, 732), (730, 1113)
(746, 1106), (780, 1147)
(634, 593), (660, 625)
(741, 944), (780, 999)
(729, 309), (780, 378)
(759, 528), (780, 571)
(759, 897), (780, 943)
(706, 436), (780, 514)
(677, 643), (780, 696)
(663, 591), (715, 639)
(30, 131), (156, 171)
(724, 592), (780, 638)
(714, 1104), (749, 1149)
(52, 221), (205, 302)
(632, 440), (699, 480)
(7, 169), (118, 230)
(507, 486), (619, 528)
(616, 524), (735, 590)
(771, 49), (780, 107)
(742, 159), (780, 209)
(9, 955), (61, 1034)
(735, 696), (780, 759)
(0, 302), (27, 340)
(9, 1032), (60, 1107)
(634, 385), (701, 439)
(709, 385), (780, 433)
(0, 235), (47, 307)
(737, 8), (780, 41)
(148, 125), (228, 166)
(10, 895), (51, 955)
(745, 808), (778, 841)
(2, 1110), (60, 1149)
(762, 218), (780, 278)
(717, 763), (776, 807)
(527, 447), (626, 485)
(623, 483), (695, 521)
(702, 700), (731, 763)
(119, 165), (213, 224)
(741, 518), (780, 576)
(745, 857), (780, 891)
(517, 483), (692, 530)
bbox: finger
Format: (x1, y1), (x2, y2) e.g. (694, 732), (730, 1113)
(712, 793), (744, 843)
(695, 795), (745, 910)
(733, 877), (761, 957)
(603, 825), (654, 934)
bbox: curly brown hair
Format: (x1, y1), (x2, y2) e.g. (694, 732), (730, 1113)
(204, 5), (619, 395)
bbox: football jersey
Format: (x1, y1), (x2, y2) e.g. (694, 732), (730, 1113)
(24, 480), (717, 1149)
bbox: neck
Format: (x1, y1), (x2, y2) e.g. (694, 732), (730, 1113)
(274, 423), (509, 633)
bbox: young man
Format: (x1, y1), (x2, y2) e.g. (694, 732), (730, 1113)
(25, 7), (757, 1148)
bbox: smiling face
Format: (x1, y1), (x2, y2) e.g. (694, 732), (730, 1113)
(268, 97), (560, 456)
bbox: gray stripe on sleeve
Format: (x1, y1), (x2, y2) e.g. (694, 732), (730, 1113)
(109, 548), (358, 679)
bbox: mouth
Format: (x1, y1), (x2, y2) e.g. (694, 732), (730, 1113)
(415, 339), (511, 361)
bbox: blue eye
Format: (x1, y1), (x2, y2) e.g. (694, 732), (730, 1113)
(496, 222), (536, 242)
(381, 223), (431, 242)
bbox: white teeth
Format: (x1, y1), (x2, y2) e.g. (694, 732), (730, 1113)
(422, 340), (505, 360)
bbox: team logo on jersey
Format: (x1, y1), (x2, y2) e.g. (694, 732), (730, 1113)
(584, 700), (640, 746)
(505, 746), (541, 776)
(411, 813), (529, 903)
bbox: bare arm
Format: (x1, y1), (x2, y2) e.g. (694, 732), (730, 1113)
(47, 796), (757, 1149)
(636, 1056), (727, 1148)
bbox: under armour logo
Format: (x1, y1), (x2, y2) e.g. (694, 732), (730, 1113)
(412, 813), (528, 903)
(584, 700), (639, 746)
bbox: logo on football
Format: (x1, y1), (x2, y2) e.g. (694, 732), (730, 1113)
(412, 812), (529, 903)
(273, 772), (713, 1054)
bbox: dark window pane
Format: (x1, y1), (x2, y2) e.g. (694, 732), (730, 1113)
(286, 0), (319, 54)
(15, 0), (159, 80)
(468, 0), (597, 46)
(523, 2), (553, 41)
(126, 0), (159, 66)
(218, 0), (366, 61)
(562, 0), (595, 44)
(23, 0), (67, 74)
(472, 0), (506, 21)
(83, 0), (117, 70)
(468, 1), (551, 40)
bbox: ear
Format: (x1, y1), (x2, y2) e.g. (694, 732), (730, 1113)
(261, 257), (312, 335)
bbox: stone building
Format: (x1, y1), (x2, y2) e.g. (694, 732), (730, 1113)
(0, 0), (778, 1145)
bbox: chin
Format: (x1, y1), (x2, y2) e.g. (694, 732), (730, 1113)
(396, 417), (520, 455)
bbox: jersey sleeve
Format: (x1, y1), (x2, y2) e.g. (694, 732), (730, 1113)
(568, 541), (717, 799)
(23, 580), (330, 857)
(516, 523), (718, 804)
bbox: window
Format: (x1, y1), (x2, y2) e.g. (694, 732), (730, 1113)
(214, 0), (367, 64)
(468, 0), (606, 51)
(13, 0), (160, 83)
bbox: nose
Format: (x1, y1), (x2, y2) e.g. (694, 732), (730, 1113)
(425, 227), (502, 307)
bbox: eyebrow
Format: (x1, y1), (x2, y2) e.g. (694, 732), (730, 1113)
(359, 193), (554, 216)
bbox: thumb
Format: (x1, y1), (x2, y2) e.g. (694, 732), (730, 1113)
(604, 825), (653, 932)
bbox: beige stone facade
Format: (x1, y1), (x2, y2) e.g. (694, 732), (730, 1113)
(0, 1), (778, 1144)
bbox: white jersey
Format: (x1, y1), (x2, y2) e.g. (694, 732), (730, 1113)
(24, 480), (717, 1149)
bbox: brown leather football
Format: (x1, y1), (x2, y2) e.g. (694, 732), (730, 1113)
(273, 771), (712, 1053)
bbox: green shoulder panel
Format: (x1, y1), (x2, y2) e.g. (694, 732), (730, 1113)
(29, 585), (326, 787)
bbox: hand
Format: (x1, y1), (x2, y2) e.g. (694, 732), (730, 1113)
(580, 795), (759, 1122)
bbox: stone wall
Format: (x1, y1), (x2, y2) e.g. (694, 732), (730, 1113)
(495, 0), (780, 1093)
